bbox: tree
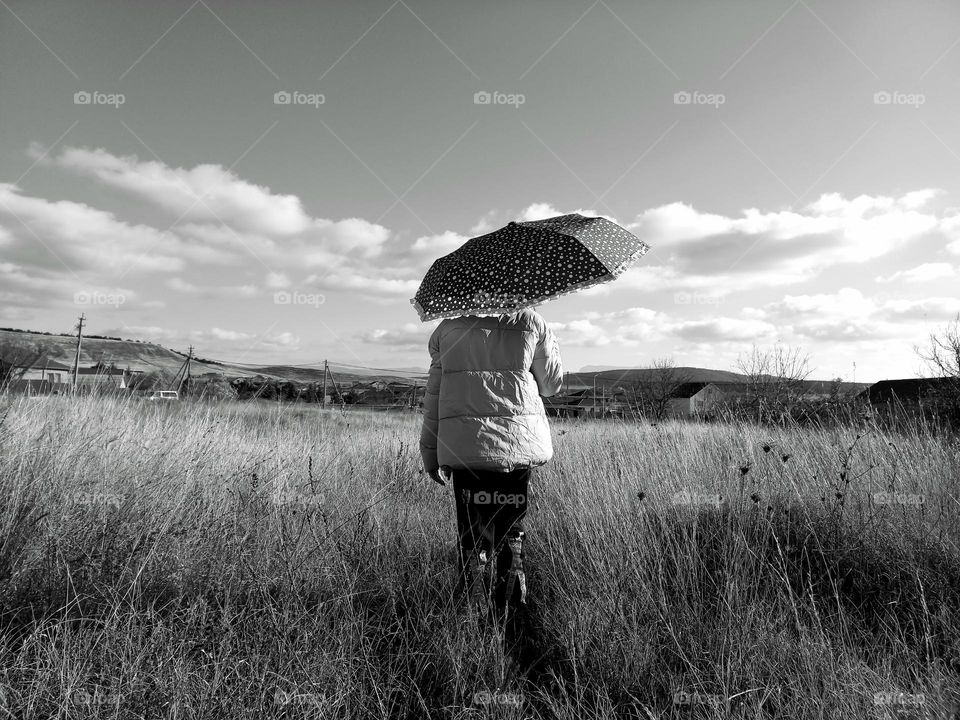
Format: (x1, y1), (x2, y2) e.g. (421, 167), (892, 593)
(631, 357), (692, 421)
(916, 314), (960, 425)
(917, 314), (960, 380)
(735, 345), (812, 423)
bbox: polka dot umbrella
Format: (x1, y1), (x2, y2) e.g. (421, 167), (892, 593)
(410, 213), (651, 321)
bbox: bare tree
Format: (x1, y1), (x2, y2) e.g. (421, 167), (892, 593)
(735, 344), (812, 423)
(916, 314), (960, 421)
(917, 314), (960, 379)
(634, 357), (692, 421)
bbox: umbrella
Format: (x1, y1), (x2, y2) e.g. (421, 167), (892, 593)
(410, 213), (651, 321)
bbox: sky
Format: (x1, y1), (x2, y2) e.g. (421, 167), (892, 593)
(2, 0), (960, 381)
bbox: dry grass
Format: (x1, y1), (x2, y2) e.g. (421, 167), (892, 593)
(0, 394), (958, 718)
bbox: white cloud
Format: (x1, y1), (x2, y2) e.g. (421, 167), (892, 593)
(307, 271), (420, 297)
(469, 210), (499, 234)
(519, 203), (616, 223)
(37, 145), (312, 236)
(410, 230), (467, 257)
(876, 262), (955, 283)
(672, 317), (776, 342)
(361, 322), (434, 348)
(167, 277), (259, 298)
(265, 272), (290, 289)
(624, 191), (945, 295)
(0, 183), (185, 273)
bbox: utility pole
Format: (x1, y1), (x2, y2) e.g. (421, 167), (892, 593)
(593, 375), (597, 418)
(327, 363), (345, 405)
(72, 313), (85, 390)
(564, 371), (568, 395)
(410, 381), (417, 409)
(321, 360), (328, 408)
(185, 345), (193, 388)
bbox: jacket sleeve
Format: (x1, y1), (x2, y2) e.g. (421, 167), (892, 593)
(531, 321), (563, 397)
(419, 325), (442, 472)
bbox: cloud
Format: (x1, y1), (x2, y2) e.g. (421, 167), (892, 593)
(410, 230), (467, 257)
(876, 262), (955, 283)
(624, 191), (945, 294)
(0, 183), (186, 274)
(265, 272), (290, 289)
(166, 277), (259, 298)
(469, 210), (499, 235)
(744, 288), (960, 342)
(882, 297), (960, 320)
(29, 144), (394, 267)
(36, 145), (312, 237)
(672, 317), (776, 342)
(549, 318), (623, 347)
(519, 203), (616, 223)
(360, 322), (434, 348)
(307, 271), (420, 298)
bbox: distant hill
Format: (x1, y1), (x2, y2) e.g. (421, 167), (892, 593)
(0, 327), (865, 392)
(0, 328), (426, 386)
(567, 367), (751, 387)
(564, 366), (868, 395)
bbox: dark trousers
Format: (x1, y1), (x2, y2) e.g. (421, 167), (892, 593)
(451, 466), (530, 620)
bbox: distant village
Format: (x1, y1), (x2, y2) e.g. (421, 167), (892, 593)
(3, 352), (957, 424)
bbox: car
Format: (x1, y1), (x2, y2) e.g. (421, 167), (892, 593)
(145, 390), (180, 401)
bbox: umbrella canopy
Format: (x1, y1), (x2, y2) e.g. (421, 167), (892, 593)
(410, 213), (650, 321)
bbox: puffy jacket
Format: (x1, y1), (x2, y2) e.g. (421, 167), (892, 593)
(419, 308), (563, 473)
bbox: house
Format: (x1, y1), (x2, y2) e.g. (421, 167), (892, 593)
(543, 389), (588, 418)
(16, 357), (73, 384)
(576, 389), (631, 418)
(867, 377), (957, 404)
(666, 382), (724, 418)
(74, 363), (130, 390)
(3, 355), (73, 395)
(346, 380), (398, 405)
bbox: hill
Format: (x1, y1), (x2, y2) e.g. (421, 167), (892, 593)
(0, 328), (426, 386)
(0, 327), (865, 393)
(564, 367), (868, 396)
(566, 366), (752, 388)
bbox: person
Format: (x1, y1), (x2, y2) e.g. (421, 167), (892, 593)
(419, 307), (563, 630)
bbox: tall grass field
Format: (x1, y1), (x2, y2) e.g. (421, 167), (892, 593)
(0, 394), (958, 718)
